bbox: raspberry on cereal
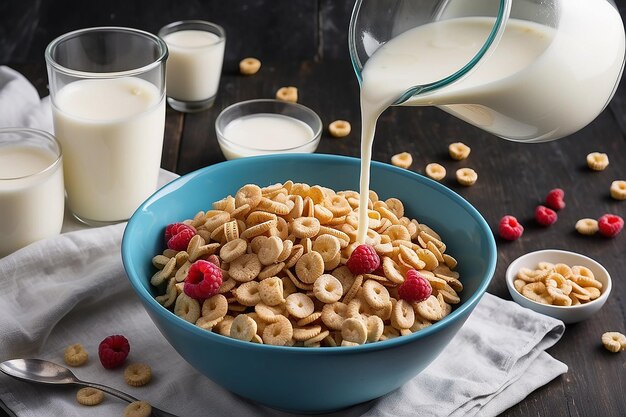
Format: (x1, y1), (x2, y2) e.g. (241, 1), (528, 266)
(165, 223), (196, 251)
(98, 335), (130, 369)
(346, 244), (380, 275)
(597, 214), (624, 238)
(545, 188), (565, 211)
(184, 260), (223, 300)
(535, 205), (558, 226)
(498, 215), (524, 241)
(398, 270), (432, 303)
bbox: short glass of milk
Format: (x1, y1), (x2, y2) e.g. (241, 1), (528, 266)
(0, 128), (64, 257)
(159, 20), (226, 112)
(45, 27), (168, 226)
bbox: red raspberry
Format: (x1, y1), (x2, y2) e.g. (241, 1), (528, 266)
(346, 244), (380, 274)
(165, 223), (196, 251)
(545, 188), (566, 211)
(98, 335), (130, 369)
(184, 260), (223, 300)
(498, 215), (524, 241)
(398, 270), (432, 303)
(535, 205), (558, 226)
(597, 214), (624, 238)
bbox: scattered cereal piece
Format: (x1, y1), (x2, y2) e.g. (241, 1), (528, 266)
(575, 218), (598, 235)
(76, 387), (104, 406)
(587, 152), (609, 171)
(276, 86), (298, 103)
(64, 343), (88, 367)
(124, 400), (152, 417)
(124, 363), (152, 387)
(545, 188), (566, 210)
(456, 168), (477, 186)
(601, 332), (626, 353)
(610, 180), (626, 200)
(425, 163), (446, 181)
(98, 335), (130, 369)
(597, 214), (624, 238)
(535, 205), (558, 226)
(391, 152), (413, 169)
(328, 120), (351, 138)
(448, 142), (471, 160)
(239, 57), (261, 75)
(499, 215), (524, 241)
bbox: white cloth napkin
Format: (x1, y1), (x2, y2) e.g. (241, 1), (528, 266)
(0, 66), (568, 416)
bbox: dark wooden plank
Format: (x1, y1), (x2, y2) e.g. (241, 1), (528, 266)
(161, 106), (184, 173)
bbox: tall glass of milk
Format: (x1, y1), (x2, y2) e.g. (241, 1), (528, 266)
(45, 27), (168, 226)
(159, 20), (226, 113)
(0, 128), (64, 257)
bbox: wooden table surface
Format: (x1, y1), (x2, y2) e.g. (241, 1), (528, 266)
(6, 48), (626, 417)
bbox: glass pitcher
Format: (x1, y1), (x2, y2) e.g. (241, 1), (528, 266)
(349, 0), (626, 142)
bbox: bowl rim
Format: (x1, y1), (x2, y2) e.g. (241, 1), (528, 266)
(505, 248), (612, 310)
(214, 99), (323, 153)
(122, 153), (497, 353)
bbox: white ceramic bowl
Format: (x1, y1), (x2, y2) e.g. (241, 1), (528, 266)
(505, 249), (612, 324)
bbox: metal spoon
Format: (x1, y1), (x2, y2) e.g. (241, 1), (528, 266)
(0, 358), (178, 417)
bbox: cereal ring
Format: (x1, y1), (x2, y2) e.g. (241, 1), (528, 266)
(296, 311), (322, 327)
(365, 315), (384, 342)
(513, 279), (526, 293)
(312, 234), (341, 263)
(239, 57), (261, 75)
(214, 315), (235, 336)
(362, 279), (390, 309)
(313, 204), (333, 224)
(546, 285), (572, 306)
(258, 262), (285, 279)
(258, 236), (283, 265)
(240, 219), (277, 240)
(235, 281), (261, 306)
(416, 248), (439, 270)
(255, 302), (286, 323)
(276, 86), (298, 103)
(516, 267), (550, 283)
(575, 218), (599, 235)
(425, 163), (446, 181)
(76, 387), (104, 406)
(292, 217), (321, 239)
(124, 363), (152, 387)
(218, 277), (236, 294)
(391, 152), (413, 169)
(262, 316), (294, 346)
(213, 195), (236, 212)
(313, 274), (343, 303)
(155, 277), (178, 307)
(610, 180), (626, 200)
(456, 168), (478, 186)
(391, 299), (415, 329)
(415, 295), (446, 321)
(321, 302), (348, 330)
(398, 245), (426, 270)
(220, 238), (247, 263)
(285, 292), (315, 318)
(174, 293), (201, 323)
(258, 276), (285, 306)
(448, 142), (471, 160)
(584, 286), (602, 300)
(521, 282), (553, 305)
(223, 220), (240, 242)
(303, 329), (330, 347)
(382, 256), (405, 284)
(293, 325), (322, 341)
(328, 120), (351, 138)
(325, 195), (352, 217)
(342, 274), (364, 304)
(295, 251), (325, 284)
(150, 256), (175, 286)
(230, 314), (258, 342)
(203, 211), (230, 233)
(587, 152), (609, 171)
(124, 401), (152, 417)
(236, 184), (262, 209)
(64, 344), (88, 367)
(258, 197), (290, 216)
(601, 332), (626, 352)
(341, 317), (368, 345)
(201, 294), (228, 321)
(228, 253), (262, 282)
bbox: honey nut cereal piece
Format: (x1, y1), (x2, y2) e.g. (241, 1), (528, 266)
(317, 226), (350, 247)
(568, 293), (581, 306)
(382, 256), (405, 284)
(152, 254), (171, 269)
(285, 268), (313, 291)
(521, 282), (553, 305)
(196, 315), (224, 330)
(410, 314), (433, 332)
(258, 197), (291, 216)
(341, 317), (368, 345)
(236, 184), (262, 209)
(220, 238), (247, 263)
(174, 293), (201, 323)
(64, 344), (88, 367)
(263, 316), (294, 346)
(150, 256), (176, 286)
(240, 219), (277, 240)
(258, 276), (285, 306)
(155, 277), (178, 307)
(292, 217), (321, 239)
(293, 325), (323, 341)
(448, 142), (471, 160)
(456, 168), (478, 186)
(321, 302), (348, 330)
(230, 314), (258, 342)
(276, 86), (298, 103)
(546, 285), (572, 306)
(295, 251), (325, 284)
(324, 252), (342, 271)
(124, 401), (152, 417)
(342, 274), (364, 305)
(203, 211), (230, 233)
(76, 387), (104, 406)
(380, 325), (400, 341)
(391, 299), (416, 329)
(366, 315), (385, 343)
(425, 163), (446, 181)
(314, 204), (334, 224)
(258, 236), (283, 265)
(415, 295), (446, 321)
(249, 235), (268, 254)
(302, 237), (313, 254)
(219, 277), (237, 294)
(223, 220), (240, 242)
(313, 274), (343, 303)
(304, 330), (330, 347)
(276, 239), (294, 263)
(571, 274), (602, 289)
(391, 152), (413, 169)
(601, 332), (626, 353)
(297, 311), (322, 327)
(201, 294), (228, 321)
(330, 266), (354, 296)
(258, 262), (285, 280)
(610, 180), (626, 200)
(230, 204), (251, 220)
(585, 286), (602, 300)
(284, 292), (315, 318)
(325, 195), (352, 217)
(341, 340), (359, 347)
(516, 267), (550, 283)
(587, 152), (609, 171)
(239, 57), (261, 75)
(255, 302), (286, 323)
(213, 195), (236, 212)
(398, 245), (426, 270)
(124, 363), (152, 387)
(416, 248), (439, 271)
(328, 120), (351, 138)
(575, 218), (599, 235)
(228, 253), (262, 282)
(384, 224), (411, 242)
(362, 279), (390, 309)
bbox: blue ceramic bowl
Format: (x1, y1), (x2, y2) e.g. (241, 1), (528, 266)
(121, 154), (496, 413)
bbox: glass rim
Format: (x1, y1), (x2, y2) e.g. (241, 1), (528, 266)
(158, 20), (226, 48)
(0, 128), (63, 181)
(44, 26), (168, 79)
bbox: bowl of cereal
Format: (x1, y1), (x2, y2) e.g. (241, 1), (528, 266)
(121, 153), (496, 413)
(505, 249), (612, 324)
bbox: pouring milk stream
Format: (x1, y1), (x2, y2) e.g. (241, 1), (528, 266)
(351, 0), (625, 243)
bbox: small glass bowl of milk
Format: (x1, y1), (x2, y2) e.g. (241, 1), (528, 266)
(215, 99), (322, 160)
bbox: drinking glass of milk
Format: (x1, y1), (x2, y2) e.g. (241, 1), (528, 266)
(159, 20), (226, 112)
(45, 27), (167, 226)
(0, 128), (64, 257)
